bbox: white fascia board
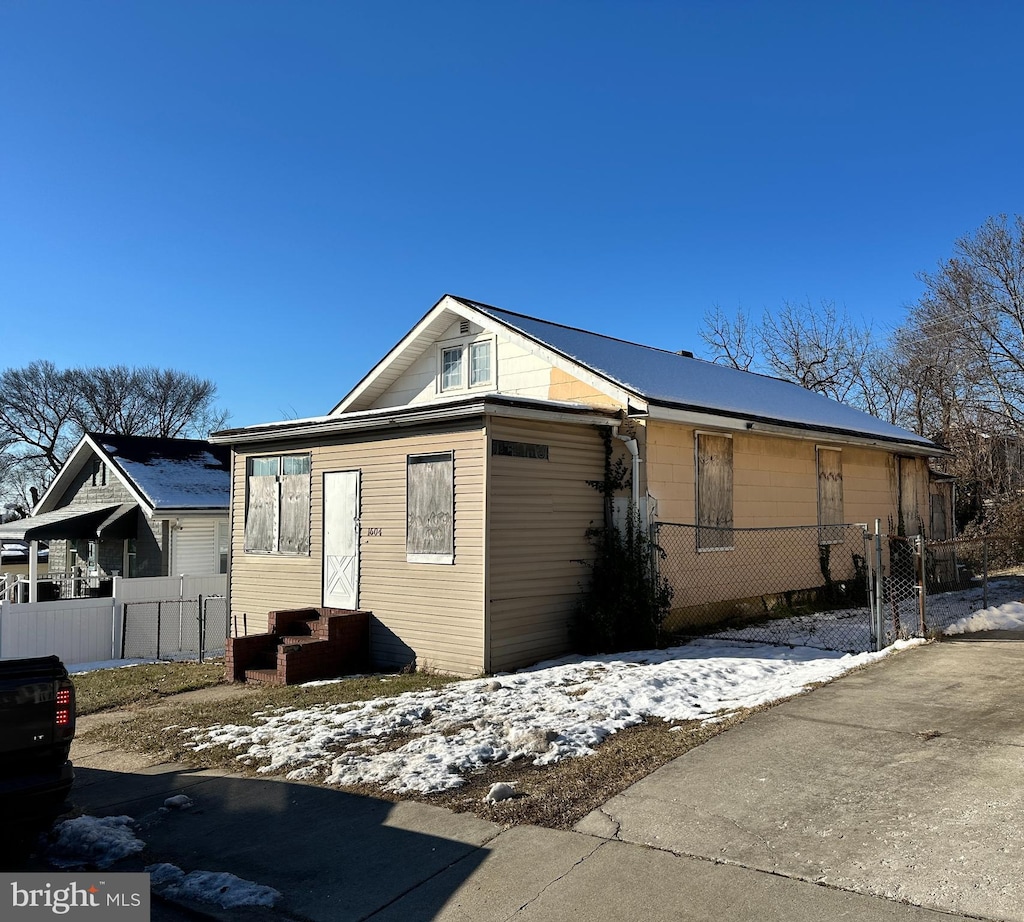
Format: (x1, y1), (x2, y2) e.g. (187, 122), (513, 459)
(646, 404), (945, 457)
(85, 435), (155, 511)
(34, 435), (153, 516)
(482, 403), (620, 428)
(215, 397), (619, 446)
(34, 436), (93, 513)
(335, 294), (638, 416)
(331, 296), (456, 415)
(454, 301), (637, 409)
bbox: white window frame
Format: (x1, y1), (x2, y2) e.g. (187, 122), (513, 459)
(436, 334), (496, 394)
(244, 453), (311, 556)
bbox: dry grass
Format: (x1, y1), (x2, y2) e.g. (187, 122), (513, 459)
(72, 661), (229, 715)
(79, 660), (771, 830)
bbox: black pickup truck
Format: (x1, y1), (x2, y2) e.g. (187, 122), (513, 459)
(0, 656), (76, 841)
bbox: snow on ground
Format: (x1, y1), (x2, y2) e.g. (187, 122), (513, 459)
(148, 863), (281, 909)
(41, 814), (281, 908)
(44, 815), (146, 869)
(710, 577), (1024, 650)
(186, 638), (922, 795)
(943, 599), (1024, 635)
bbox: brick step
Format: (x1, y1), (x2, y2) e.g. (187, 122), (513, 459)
(244, 668), (283, 686)
(278, 634), (322, 646)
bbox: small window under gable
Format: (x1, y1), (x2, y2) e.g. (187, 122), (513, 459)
(437, 334), (495, 394)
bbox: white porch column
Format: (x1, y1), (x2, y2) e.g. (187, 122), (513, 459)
(28, 538), (39, 603)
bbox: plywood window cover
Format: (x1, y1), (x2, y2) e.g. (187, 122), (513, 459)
(696, 431), (734, 552)
(816, 446), (845, 545)
(244, 453), (311, 556)
(407, 451), (455, 564)
(436, 334), (496, 394)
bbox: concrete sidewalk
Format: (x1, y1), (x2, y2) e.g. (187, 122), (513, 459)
(64, 634), (1023, 921)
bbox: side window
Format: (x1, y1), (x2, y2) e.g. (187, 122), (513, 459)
(407, 452), (454, 564)
(244, 454), (310, 555)
(817, 447), (844, 543)
(696, 433), (733, 550)
(441, 346), (464, 391)
(217, 521), (229, 573)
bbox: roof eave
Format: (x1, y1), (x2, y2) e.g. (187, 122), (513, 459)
(645, 402), (946, 457)
(212, 395), (621, 446)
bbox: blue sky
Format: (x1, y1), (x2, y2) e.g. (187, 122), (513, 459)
(2, 1), (1021, 429)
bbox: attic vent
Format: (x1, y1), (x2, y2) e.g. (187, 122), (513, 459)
(677, 349), (693, 358)
(460, 320), (470, 335)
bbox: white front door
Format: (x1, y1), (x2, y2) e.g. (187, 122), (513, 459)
(323, 470), (360, 609)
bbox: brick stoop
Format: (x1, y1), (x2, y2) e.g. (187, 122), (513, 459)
(226, 608), (371, 685)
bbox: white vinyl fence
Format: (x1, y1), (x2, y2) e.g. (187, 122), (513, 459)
(0, 574), (227, 666)
(0, 597), (116, 665)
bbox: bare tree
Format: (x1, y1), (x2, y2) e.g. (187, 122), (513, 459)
(699, 299), (877, 408)
(757, 300), (874, 404)
(73, 365), (227, 438)
(0, 361), (228, 508)
(915, 214), (1024, 434)
(699, 305), (756, 371)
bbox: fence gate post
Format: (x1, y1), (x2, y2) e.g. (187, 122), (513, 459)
(198, 594), (205, 663)
(865, 528), (877, 651)
(874, 519), (884, 652)
(983, 538), (989, 610)
(916, 535), (927, 637)
(156, 601), (162, 660)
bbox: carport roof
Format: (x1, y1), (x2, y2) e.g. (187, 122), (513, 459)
(0, 503), (137, 542)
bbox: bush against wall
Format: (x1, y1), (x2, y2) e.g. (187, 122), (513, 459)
(572, 430), (673, 654)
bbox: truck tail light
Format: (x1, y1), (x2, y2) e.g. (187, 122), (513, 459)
(55, 678), (76, 739)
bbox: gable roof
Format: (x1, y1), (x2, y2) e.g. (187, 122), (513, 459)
(457, 297), (940, 453)
(334, 294), (940, 455)
(36, 433), (231, 515)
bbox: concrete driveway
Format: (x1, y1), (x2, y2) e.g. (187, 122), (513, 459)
(58, 634), (1022, 921)
(576, 632), (1024, 921)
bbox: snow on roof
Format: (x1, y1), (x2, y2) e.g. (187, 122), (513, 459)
(94, 434), (230, 510)
(461, 298), (937, 449)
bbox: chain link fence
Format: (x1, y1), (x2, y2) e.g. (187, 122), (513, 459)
(122, 595), (228, 662)
(656, 522), (873, 653)
(655, 521), (1024, 654)
(885, 535), (1024, 642)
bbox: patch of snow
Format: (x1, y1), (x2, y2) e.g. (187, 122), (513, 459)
(162, 795), (193, 810)
(484, 782), (516, 803)
(186, 639), (917, 795)
(147, 863), (281, 908)
(943, 600), (1024, 635)
(44, 815), (145, 869)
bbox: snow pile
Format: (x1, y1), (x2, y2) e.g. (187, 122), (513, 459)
(44, 815), (145, 869)
(943, 600), (1024, 635)
(186, 639), (914, 794)
(148, 863), (281, 909)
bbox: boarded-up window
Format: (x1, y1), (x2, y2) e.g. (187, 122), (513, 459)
(696, 433), (733, 550)
(900, 458), (921, 534)
(244, 454), (310, 555)
(407, 452), (454, 564)
(930, 491), (949, 541)
(817, 448), (844, 544)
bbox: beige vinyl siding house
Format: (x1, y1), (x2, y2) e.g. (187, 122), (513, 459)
(214, 294), (943, 676)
